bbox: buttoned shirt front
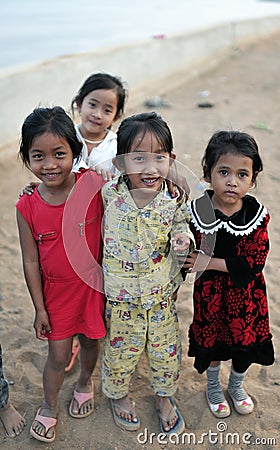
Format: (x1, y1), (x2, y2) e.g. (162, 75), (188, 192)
(102, 176), (194, 309)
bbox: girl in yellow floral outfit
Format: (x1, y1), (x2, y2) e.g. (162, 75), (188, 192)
(101, 112), (194, 435)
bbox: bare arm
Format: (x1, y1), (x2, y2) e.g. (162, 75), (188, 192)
(183, 250), (228, 273)
(16, 210), (52, 339)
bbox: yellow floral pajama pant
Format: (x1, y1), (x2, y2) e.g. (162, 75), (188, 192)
(101, 296), (182, 399)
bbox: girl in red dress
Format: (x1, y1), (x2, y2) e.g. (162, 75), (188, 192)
(184, 131), (274, 418)
(16, 106), (105, 442)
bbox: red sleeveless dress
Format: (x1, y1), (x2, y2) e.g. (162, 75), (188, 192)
(16, 170), (106, 340)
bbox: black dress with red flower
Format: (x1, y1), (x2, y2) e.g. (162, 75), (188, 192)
(187, 190), (275, 374)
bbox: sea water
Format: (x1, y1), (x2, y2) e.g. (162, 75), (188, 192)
(1, 0), (280, 70)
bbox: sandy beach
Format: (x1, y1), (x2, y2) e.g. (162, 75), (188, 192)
(0, 33), (279, 449)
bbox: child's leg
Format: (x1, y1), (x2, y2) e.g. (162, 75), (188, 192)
(147, 296), (185, 434)
(43, 338), (72, 412)
(102, 302), (145, 427)
(227, 364), (254, 414)
(0, 345), (26, 437)
(206, 362), (231, 418)
(69, 335), (98, 417)
(31, 338), (72, 441)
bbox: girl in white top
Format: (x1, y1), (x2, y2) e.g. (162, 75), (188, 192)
(71, 73), (127, 175)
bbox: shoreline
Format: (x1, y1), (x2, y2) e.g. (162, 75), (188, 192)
(2, 0), (280, 70)
(1, 15), (280, 148)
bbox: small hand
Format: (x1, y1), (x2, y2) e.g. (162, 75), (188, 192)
(92, 165), (116, 181)
(172, 233), (191, 253)
(19, 181), (39, 197)
(183, 250), (211, 273)
(34, 310), (52, 340)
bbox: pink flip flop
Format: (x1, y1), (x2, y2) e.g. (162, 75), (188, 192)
(30, 408), (57, 443)
(69, 384), (94, 418)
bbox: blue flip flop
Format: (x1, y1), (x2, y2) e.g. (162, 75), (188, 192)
(157, 397), (185, 436)
(111, 399), (141, 431)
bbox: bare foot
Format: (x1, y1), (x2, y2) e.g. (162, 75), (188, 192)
(155, 396), (178, 432)
(0, 402), (26, 438)
(113, 396), (138, 423)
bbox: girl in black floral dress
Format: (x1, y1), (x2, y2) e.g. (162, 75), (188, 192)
(184, 131), (274, 418)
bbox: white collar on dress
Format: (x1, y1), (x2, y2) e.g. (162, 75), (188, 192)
(188, 192), (267, 236)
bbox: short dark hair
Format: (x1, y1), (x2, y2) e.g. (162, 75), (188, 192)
(116, 111), (173, 156)
(19, 106), (83, 168)
(202, 130), (263, 183)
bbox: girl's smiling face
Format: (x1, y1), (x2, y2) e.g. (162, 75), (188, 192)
(78, 88), (119, 141)
(123, 131), (173, 195)
(210, 152), (254, 214)
(28, 132), (74, 187)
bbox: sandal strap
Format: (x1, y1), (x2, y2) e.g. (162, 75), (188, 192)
(112, 399), (136, 416)
(158, 405), (177, 424)
(34, 411), (57, 433)
(73, 389), (94, 409)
